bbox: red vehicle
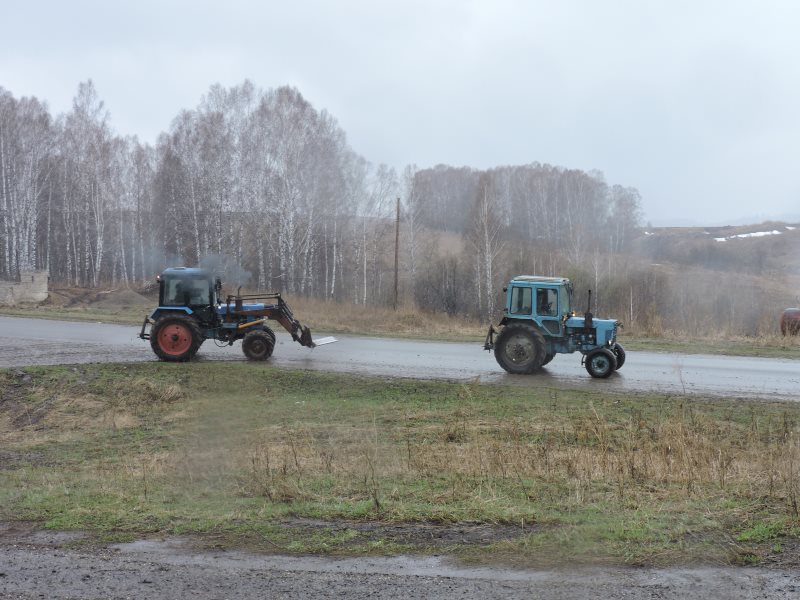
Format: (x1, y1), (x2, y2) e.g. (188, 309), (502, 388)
(781, 308), (800, 336)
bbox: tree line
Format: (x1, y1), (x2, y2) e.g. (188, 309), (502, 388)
(4, 79), (794, 336)
(1, 81), (400, 304)
(0, 80), (644, 313)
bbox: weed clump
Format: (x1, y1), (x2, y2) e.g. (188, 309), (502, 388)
(107, 378), (185, 408)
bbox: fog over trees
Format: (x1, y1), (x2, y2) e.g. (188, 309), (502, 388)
(1, 80), (795, 335)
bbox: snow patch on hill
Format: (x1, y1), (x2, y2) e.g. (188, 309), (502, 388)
(713, 226), (796, 242)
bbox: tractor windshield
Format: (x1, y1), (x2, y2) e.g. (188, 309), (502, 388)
(163, 275), (212, 306)
(536, 288), (558, 316)
(561, 284), (572, 314)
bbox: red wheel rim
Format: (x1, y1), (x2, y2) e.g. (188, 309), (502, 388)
(157, 322), (193, 356)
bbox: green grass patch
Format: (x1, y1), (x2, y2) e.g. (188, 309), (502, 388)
(2, 362), (800, 565)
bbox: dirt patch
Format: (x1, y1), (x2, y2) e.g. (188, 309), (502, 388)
(44, 286), (154, 309)
(90, 288), (153, 310)
(276, 517), (539, 550)
(0, 450), (49, 470)
(0, 521), (88, 546)
(0, 370), (62, 433)
(762, 537), (800, 570)
(0, 370), (37, 427)
(1, 521), (800, 599)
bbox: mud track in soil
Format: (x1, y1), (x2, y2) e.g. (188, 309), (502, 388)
(1, 522), (800, 599)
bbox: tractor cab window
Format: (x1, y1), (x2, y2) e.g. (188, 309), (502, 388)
(163, 277), (210, 306)
(536, 288), (558, 317)
(187, 278), (209, 305)
(509, 286), (532, 315)
(561, 285), (571, 314)
(164, 278), (189, 306)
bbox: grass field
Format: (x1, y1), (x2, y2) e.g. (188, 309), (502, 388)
(2, 363), (799, 566)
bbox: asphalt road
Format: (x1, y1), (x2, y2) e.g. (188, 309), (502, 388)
(0, 315), (797, 400)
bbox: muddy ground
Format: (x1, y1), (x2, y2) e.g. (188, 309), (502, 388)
(1, 522), (799, 599)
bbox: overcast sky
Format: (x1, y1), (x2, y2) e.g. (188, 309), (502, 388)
(2, 0), (799, 226)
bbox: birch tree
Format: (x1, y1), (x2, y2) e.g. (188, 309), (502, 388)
(0, 89), (54, 277)
(467, 173), (505, 319)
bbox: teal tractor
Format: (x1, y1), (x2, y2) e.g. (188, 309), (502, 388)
(484, 276), (624, 378)
(139, 267), (334, 362)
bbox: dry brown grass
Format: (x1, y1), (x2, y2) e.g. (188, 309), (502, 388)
(4, 364), (800, 563)
(224, 390), (800, 523)
(284, 295), (487, 340)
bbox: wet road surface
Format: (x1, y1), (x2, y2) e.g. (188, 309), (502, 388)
(0, 315), (797, 400)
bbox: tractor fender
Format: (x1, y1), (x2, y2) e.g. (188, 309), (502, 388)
(149, 307), (194, 321)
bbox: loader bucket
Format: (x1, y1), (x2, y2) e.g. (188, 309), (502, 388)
(299, 325), (315, 348)
(297, 325), (337, 348)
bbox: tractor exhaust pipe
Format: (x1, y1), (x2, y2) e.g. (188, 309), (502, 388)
(585, 289), (593, 329)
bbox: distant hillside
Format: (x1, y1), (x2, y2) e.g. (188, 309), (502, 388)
(634, 221), (800, 277)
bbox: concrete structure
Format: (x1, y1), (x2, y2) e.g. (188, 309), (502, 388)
(0, 271), (49, 305)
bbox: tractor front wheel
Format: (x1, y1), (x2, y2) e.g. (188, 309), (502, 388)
(585, 348), (617, 378)
(150, 314), (202, 362)
(612, 343), (626, 370)
(494, 323), (546, 374)
(242, 329), (276, 361)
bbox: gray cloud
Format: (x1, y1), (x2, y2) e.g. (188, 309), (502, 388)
(2, 0), (798, 226)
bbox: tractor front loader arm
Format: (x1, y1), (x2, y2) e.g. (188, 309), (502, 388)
(268, 297), (316, 348)
(224, 293), (327, 348)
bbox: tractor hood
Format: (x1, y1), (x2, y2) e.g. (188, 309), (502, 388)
(565, 315), (619, 346)
(217, 302), (276, 315)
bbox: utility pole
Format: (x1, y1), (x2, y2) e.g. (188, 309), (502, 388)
(394, 197), (400, 310)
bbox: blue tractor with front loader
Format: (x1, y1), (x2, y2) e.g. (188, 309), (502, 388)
(484, 276), (625, 378)
(139, 267), (334, 362)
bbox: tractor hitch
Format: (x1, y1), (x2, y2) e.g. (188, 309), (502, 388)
(139, 317), (152, 340)
(484, 324), (497, 351)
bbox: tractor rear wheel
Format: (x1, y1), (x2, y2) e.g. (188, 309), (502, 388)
(242, 329), (276, 361)
(150, 314), (202, 362)
(612, 343), (626, 370)
(494, 323), (546, 374)
(585, 348), (617, 378)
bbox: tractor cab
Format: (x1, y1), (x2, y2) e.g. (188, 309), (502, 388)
(504, 276), (572, 337)
(158, 267), (220, 308)
(156, 267), (221, 328)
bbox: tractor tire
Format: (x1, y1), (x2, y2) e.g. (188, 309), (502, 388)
(150, 314), (202, 362)
(494, 322), (546, 374)
(242, 328), (275, 361)
(585, 348), (617, 378)
(612, 343), (626, 370)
